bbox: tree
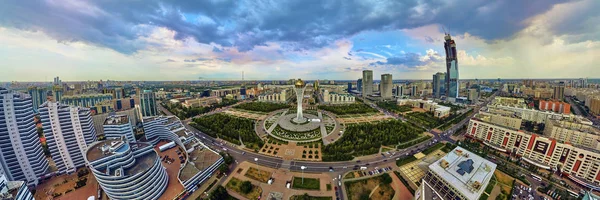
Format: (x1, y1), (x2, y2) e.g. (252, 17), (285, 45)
(359, 192), (370, 200)
(218, 163), (230, 174)
(240, 181), (253, 194)
(207, 186), (230, 200)
(381, 173), (393, 185)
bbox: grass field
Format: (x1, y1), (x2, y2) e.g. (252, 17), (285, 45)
(494, 170), (515, 195)
(292, 177), (321, 190)
(225, 177), (262, 200)
(345, 175), (395, 200)
(244, 167), (272, 183)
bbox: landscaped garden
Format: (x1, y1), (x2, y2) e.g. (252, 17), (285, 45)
(244, 167), (272, 183)
(271, 125), (321, 141)
(234, 101), (290, 112)
(191, 113), (264, 150)
(345, 173), (395, 200)
(292, 177), (321, 190)
(322, 119), (424, 161)
(225, 177), (262, 200)
(318, 103), (377, 115)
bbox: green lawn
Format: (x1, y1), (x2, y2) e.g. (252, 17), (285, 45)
(292, 177), (321, 190)
(290, 194), (332, 200)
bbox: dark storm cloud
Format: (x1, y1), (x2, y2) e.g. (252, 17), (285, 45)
(0, 0), (570, 54)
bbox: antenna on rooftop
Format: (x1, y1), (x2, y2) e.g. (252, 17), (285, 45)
(442, 26), (448, 35)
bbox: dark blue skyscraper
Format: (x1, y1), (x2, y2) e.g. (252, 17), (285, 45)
(347, 82), (352, 91)
(357, 78), (362, 93)
(444, 34), (459, 99)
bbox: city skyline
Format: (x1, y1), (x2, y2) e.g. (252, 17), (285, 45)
(1, 0), (599, 81)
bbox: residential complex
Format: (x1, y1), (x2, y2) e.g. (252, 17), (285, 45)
(61, 93), (113, 108)
(0, 88), (49, 185)
(257, 88), (291, 103)
(539, 100), (571, 114)
(39, 101), (97, 174)
(85, 138), (168, 200)
(322, 90), (355, 104)
(417, 146), (497, 200)
(181, 96), (222, 108)
(27, 86), (48, 113)
(467, 110), (600, 190)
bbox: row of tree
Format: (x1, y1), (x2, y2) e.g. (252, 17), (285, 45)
(322, 120), (424, 161)
(191, 113), (264, 150)
(317, 103), (377, 115)
(376, 102), (412, 113)
(233, 101), (290, 112)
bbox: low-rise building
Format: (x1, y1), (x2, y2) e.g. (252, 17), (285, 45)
(182, 96), (222, 108)
(258, 89), (291, 103)
(397, 99), (451, 118)
(322, 90), (355, 104)
(416, 146), (497, 200)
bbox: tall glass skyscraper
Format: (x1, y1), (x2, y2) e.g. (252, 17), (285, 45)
(362, 70), (373, 96)
(444, 34), (459, 99)
(139, 90), (158, 117)
(433, 72), (446, 98)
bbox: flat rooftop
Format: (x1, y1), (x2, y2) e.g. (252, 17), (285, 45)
(179, 144), (221, 182)
(124, 152), (156, 175)
(428, 146), (497, 200)
(104, 115), (129, 125)
(86, 138), (128, 162)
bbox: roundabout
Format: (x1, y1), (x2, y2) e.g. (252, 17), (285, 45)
(277, 113), (321, 132)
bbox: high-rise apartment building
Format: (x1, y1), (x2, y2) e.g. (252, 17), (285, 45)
(347, 82), (352, 92)
(357, 78), (362, 93)
(0, 88), (49, 185)
(381, 74), (393, 99)
(27, 86), (48, 113)
(411, 85), (418, 97)
(140, 90), (158, 117)
(553, 81), (565, 100)
(362, 70), (373, 96)
(433, 72), (446, 98)
(51, 85), (63, 102)
(103, 115), (136, 142)
(0, 175), (34, 200)
(39, 102), (97, 174)
(444, 34), (459, 99)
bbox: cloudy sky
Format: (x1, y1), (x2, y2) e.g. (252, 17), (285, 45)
(0, 0), (599, 81)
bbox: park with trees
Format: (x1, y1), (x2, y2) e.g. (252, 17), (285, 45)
(322, 120), (424, 161)
(233, 101), (290, 112)
(191, 113), (264, 150)
(317, 103), (377, 115)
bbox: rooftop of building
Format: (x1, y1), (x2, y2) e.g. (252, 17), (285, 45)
(428, 146), (497, 200)
(61, 93), (113, 99)
(104, 115), (129, 125)
(0, 179), (26, 199)
(86, 138), (129, 162)
(179, 142), (221, 182)
(124, 152), (156, 175)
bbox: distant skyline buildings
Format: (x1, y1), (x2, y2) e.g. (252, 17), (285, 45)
(381, 74), (393, 99)
(140, 90), (158, 117)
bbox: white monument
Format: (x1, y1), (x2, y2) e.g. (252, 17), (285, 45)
(293, 79), (306, 123)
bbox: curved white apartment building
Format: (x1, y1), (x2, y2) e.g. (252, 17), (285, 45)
(85, 138), (168, 200)
(0, 88), (49, 185)
(39, 101), (97, 174)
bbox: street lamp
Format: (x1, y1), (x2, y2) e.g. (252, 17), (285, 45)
(301, 166), (307, 184)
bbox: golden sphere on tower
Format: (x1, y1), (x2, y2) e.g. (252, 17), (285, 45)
(294, 79), (305, 88)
